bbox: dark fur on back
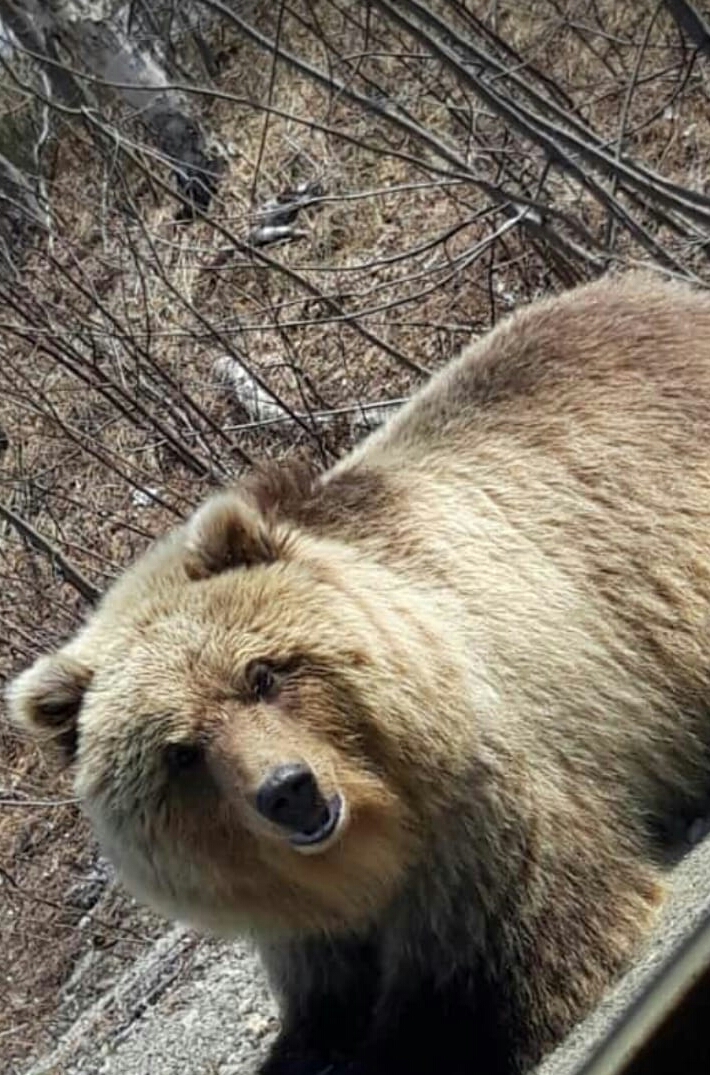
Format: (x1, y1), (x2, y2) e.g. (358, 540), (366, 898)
(245, 455), (393, 538)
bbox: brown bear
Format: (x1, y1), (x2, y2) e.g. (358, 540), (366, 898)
(8, 272), (710, 1075)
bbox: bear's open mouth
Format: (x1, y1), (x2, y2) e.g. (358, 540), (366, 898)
(289, 792), (345, 853)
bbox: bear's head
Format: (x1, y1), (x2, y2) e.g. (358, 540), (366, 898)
(6, 489), (436, 937)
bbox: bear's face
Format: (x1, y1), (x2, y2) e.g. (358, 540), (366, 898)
(6, 492), (416, 936)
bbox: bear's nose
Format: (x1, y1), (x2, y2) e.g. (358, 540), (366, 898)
(255, 762), (329, 834)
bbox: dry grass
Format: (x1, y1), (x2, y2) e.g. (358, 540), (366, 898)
(2, 1), (710, 1067)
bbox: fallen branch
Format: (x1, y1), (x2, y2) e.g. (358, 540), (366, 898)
(664, 0), (710, 56)
(0, 502), (99, 603)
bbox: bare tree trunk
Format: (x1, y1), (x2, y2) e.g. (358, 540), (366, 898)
(0, 0), (222, 219)
(0, 150), (42, 273)
(0, 0), (86, 104)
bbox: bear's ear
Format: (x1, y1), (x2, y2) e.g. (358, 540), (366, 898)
(5, 653), (93, 761)
(183, 491), (284, 580)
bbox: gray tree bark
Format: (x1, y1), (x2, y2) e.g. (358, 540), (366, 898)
(0, 0), (222, 222)
(0, 144), (43, 274)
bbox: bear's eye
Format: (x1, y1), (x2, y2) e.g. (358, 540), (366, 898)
(165, 741), (203, 773)
(245, 659), (279, 702)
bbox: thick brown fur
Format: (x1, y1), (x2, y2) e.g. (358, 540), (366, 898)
(8, 272), (710, 1074)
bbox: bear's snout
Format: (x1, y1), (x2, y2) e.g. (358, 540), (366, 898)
(254, 762), (346, 852)
(255, 762), (326, 833)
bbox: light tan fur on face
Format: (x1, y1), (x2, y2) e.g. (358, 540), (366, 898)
(10, 544), (418, 934)
(8, 272), (710, 1068)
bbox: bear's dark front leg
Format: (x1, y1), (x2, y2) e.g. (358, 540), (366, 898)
(257, 932), (379, 1075)
(258, 937), (515, 1075)
(349, 968), (514, 1075)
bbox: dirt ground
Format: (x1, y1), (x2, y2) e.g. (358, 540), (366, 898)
(3, 2), (710, 1071)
